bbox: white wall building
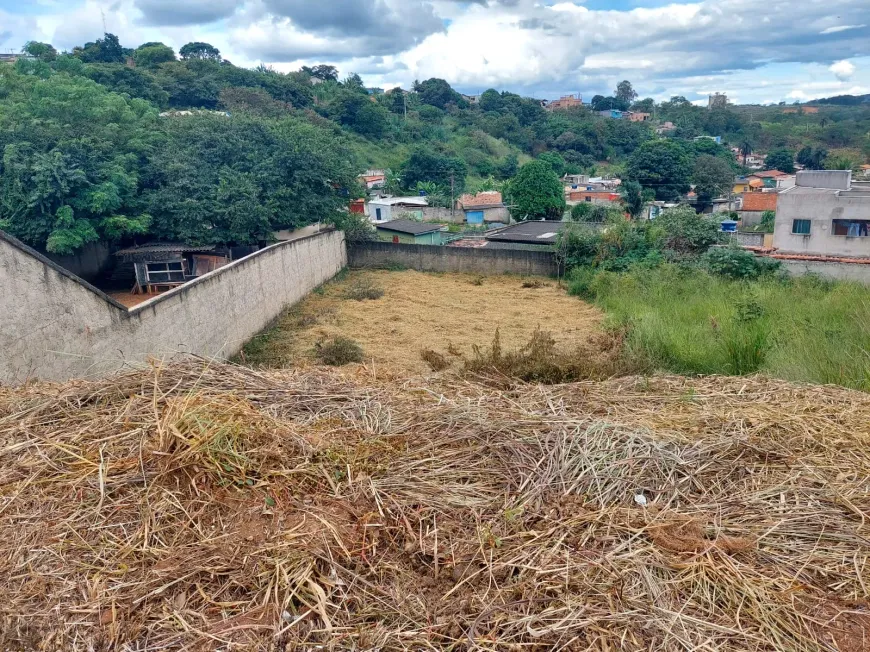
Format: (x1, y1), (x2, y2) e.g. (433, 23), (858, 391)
(367, 197), (429, 224)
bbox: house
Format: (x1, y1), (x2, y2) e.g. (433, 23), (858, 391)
(627, 112), (651, 122)
(349, 199), (366, 215)
(738, 192), (778, 227)
(694, 135), (722, 145)
(368, 196), (428, 223)
(733, 177), (752, 194)
(546, 94), (583, 111)
(457, 191), (509, 225)
(598, 109), (624, 119)
(375, 219), (445, 245)
(483, 221), (566, 250)
(656, 121), (676, 134)
(114, 243), (229, 295)
(748, 170), (787, 189)
(359, 170), (386, 190)
(776, 175), (797, 190)
(773, 170), (870, 258)
(744, 154), (766, 170)
(568, 189), (621, 205)
(461, 94), (481, 104)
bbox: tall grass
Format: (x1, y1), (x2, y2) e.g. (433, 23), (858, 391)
(569, 264), (870, 391)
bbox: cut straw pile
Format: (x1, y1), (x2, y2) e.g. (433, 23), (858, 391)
(1, 361), (869, 651)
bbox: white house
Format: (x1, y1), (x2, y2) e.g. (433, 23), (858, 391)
(367, 197), (429, 224)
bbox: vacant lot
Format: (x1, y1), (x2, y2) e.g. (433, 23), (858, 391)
(241, 270), (602, 373)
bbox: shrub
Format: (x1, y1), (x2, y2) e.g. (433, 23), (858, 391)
(704, 246), (781, 280)
(421, 349), (450, 371)
(330, 211), (377, 244)
(521, 278), (547, 289)
(657, 205), (720, 255)
(315, 337), (364, 366)
(343, 278), (385, 301)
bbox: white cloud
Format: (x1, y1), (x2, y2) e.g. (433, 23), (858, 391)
(820, 24), (866, 35)
(829, 60), (855, 81)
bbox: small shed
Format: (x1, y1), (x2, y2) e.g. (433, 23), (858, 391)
(375, 219), (446, 245)
(114, 243), (229, 294)
(457, 191), (509, 225)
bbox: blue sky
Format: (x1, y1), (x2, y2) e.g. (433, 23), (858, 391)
(1, 0), (868, 104)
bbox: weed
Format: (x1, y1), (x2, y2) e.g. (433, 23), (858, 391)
(446, 342), (462, 357)
(379, 261), (409, 272)
(315, 337), (364, 366)
(343, 278), (385, 301)
(420, 349), (450, 371)
(470, 275), (485, 286)
(521, 278), (547, 289)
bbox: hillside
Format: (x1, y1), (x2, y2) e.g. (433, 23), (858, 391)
(1, 35), (869, 256)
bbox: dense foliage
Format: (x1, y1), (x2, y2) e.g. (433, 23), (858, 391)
(505, 160), (565, 220)
(1, 31), (868, 252)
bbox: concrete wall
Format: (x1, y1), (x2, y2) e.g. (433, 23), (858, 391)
(773, 188), (870, 257)
(736, 232), (765, 247)
(0, 229), (346, 383)
(777, 259), (870, 284)
(348, 241), (558, 276)
(796, 170), (852, 190)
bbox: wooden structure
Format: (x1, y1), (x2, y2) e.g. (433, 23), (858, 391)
(114, 243), (229, 295)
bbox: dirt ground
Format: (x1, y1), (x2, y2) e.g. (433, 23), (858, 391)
(240, 270), (602, 373)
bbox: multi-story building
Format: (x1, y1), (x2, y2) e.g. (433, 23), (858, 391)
(546, 94), (583, 111)
(773, 171), (870, 258)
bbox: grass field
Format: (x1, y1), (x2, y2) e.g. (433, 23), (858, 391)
(570, 264), (870, 391)
(240, 269), (602, 374)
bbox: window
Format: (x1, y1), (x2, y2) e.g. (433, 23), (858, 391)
(145, 261), (185, 283)
(585, 197), (592, 202)
(832, 219), (870, 237)
(792, 219), (811, 235)
(375, 208), (382, 221)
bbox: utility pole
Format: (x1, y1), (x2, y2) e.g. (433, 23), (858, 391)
(450, 172), (455, 221)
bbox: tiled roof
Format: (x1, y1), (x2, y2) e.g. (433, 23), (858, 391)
(741, 193), (778, 212)
(459, 191), (503, 208)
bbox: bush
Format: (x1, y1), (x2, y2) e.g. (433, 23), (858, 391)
(342, 277), (385, 301)
(315, 337), (364, 366)
(330, 212), (376, 244)
(421, 349), (450, 371)
(657, 205), (721, 255)
(704, 246), (781, 280)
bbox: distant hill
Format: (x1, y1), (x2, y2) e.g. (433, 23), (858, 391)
(812, 93), (870, 106)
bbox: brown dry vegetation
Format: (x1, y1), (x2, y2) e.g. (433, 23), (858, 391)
(1, 361), (869, 650)
(239, 270), (602, 374)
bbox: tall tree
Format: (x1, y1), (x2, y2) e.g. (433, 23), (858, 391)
(401, 149), (468, 193)
(626, 139), (692, 201)
(414, 78), (464, 110)
(692, 155), (734, 205)
(23, 41), (57, 62)
(132, 43), (175, 68)
(505, 160), (565, 221)
(179, 42), (221, 62)
(615, 80), (638, 105)
(74, 33), (126, 63)
(764, 149), (796, 174)
(619, 180), (646, 219)
(739, 141), (753, 166)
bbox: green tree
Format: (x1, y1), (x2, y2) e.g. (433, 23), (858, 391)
(505, 160), (565, 221)
(538, 151), (567, 177)
(179, 42), (221, 61)
(414, 78), (464, 110)
(615, 80), (638, 105)
(626, 139), (692, 201)
(656, 205), (720, 255)
(619, 180), (646, 219)
(133, 43), (175, 68)
(329, 91), (389, 138)
(74, 33), (126, 63)
(796, 146), (827, 168)
(401, 149), (467, 193)
(23, 41), (57, 62)
(497, 154), (519, 180)
(692, 154), (734, 205)
(764, 149), (795, 173)
(301, 64), (338, 82)
(631, 98), (655, 113)
(739, 141), (753, 166)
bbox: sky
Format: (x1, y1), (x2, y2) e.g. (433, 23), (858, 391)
(1, 0), (869, 105)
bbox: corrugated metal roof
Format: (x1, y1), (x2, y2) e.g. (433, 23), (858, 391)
(485, 221), (566, 245)
(114, 243), (217, 256)
(374, 219), (444, 235)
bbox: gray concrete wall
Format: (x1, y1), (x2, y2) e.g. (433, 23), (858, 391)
(773, 188), (870, 257)
(777, 258), (870, 284)
(348, 241), (558, 276)
(0, 229), (346, 383)
(796, 170), (852, 190)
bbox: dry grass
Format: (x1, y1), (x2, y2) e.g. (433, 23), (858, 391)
(1, 360), (869, 650)
(239, 270), (602, 374)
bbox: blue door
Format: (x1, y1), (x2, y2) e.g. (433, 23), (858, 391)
(467, 211), (484, 225)
(375, 208), (382, 221)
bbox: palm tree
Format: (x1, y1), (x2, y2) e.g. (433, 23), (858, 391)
(740, 141), (753, 167)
